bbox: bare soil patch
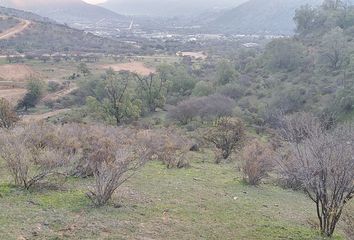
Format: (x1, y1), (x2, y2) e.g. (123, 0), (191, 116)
(0, 88), (26, 103)
(0, 64), (38, 81)
(101, 61), (156, 76)
(177, 51), (207, 60)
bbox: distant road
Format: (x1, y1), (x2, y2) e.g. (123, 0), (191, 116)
(0, 19), (31, 40)
(21, 109), (71, 123)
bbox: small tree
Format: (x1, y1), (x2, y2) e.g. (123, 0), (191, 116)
(278, 113), (354, 237)
(204, 117), (245, 163)
(103, 70), (141, 125)
(134, 73), (168, 113)
(216, 61), (238, 86)
(264, 39), (306, 72)
(241, 139), (274, 185)
(84, 70), (141, 125)
(17, 78), (46, 111)
(0, 98), (19, 129)
(78, 63), (91, 77)
(318, 27), (349, 71)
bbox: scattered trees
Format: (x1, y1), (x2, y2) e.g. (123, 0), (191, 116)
(277, 113), (354, 237)
(204, 117), (245, 163)
(0, 98), (19, 129)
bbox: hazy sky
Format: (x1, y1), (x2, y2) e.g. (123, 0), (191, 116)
(83, 0), (106, 4)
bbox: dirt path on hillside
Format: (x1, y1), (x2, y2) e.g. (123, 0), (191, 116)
(0, 19), (31, 40)
(22, 109), (70, 123)
(42, 86), (78, 102)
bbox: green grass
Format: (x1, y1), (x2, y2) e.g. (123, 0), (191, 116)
(0, 153), (350, 239)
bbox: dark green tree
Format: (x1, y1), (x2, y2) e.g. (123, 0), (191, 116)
(134, 72), (168, 113)
(17, 78), (46, 111)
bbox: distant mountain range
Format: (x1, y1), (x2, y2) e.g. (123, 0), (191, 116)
(0, 6), (134, 55)
(101, 0), (248, 17)
(0, 0), (128, 25)
(208, 0), (323, 34)
(1, 0), (349, 35)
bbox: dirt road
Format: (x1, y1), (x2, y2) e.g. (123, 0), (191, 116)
(21, 109), (71, 123)
(0, 19), (31, 40)
(42, 86), (78, 102)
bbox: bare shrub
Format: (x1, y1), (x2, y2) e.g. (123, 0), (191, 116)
(0, 123), (74, 189)
(198, 94), (235, 122)
(204, 117), (245, 163)
(167, 98), (200, 125)
(277, 113), (354, 237)
(167, 94), (235, 125)
(138, 129), (191, 168)
(0, 98), (19, 129)
(85, 128), (150, 206)
(241, 139), (274, 185)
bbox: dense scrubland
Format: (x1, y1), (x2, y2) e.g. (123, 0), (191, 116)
(0, 0), (353, 239)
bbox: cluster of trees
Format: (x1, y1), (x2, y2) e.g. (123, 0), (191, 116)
(81, 68), (167, 125)
(76, 60), (252, 127)
(175, 1), (354, 127)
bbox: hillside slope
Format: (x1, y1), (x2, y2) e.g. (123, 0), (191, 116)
(0, 7), (134, 55)
(0, 0), (128, 25)
(209, 0), (323, 34)
(102, 0), (248, 17)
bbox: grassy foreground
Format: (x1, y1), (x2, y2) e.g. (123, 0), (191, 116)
(0, 151), (350, 240)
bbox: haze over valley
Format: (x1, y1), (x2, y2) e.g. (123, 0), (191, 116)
(0, 0), (353, 239)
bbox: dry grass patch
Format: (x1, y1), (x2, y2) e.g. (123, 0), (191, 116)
(101, 61), (156, 76)
(0, 64), (39, 82)
(0, 88), (26, 102)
